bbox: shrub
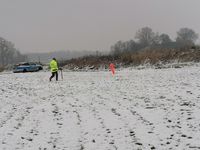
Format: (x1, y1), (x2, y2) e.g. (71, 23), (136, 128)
(0, 66), (4, 72)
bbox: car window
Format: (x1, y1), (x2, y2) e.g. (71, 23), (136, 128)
(21, 63), (29, 65)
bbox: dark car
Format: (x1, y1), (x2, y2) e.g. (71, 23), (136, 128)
(13, 62), (43, 73)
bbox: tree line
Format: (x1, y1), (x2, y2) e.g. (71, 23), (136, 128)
(62, 27), (200, 69)
(1, 27), (199, 68)
(110, 27), (199, 55)
(0, 37), (26, 67)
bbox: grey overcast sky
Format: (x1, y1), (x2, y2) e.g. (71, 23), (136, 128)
(0, 0), (200, 53)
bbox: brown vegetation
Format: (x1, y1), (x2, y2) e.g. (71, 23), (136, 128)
(60, 47), (200, 70)
(0, 66), (4, 72)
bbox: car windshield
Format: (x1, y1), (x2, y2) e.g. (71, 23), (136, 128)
(20, 63), (29, 65)
(29, 62), (36, 65)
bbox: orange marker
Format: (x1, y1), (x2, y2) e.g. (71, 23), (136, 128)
(109, 63), (115, 75)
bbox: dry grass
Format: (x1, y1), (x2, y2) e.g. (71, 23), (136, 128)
(120, 48), (200, 65)
(62, 48), (200, 69)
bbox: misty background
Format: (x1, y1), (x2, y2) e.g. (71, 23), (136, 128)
(1, 0), (200, 64)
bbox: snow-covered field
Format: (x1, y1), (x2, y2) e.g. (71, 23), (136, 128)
(1, 66), (200, 150)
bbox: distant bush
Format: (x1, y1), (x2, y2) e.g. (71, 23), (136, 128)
(61, 47), (200, 70)
(118, 48), (200, 65)
(0, 66), (4, 72)
(61, 55), (119, 70)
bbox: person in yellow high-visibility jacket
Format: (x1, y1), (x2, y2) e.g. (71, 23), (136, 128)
(49, 58), (59, 81)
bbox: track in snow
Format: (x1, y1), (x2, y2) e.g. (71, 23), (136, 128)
(1, 67), (200, 150)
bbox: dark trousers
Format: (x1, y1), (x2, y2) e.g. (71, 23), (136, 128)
(50, 71), (58, 81)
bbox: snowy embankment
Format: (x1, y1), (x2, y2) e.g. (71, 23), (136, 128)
(0, 66), (200, 150)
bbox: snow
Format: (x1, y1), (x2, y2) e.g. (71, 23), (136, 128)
(1, 66), (200, 149)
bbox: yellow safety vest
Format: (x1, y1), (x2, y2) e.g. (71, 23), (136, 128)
(50, 60), (58, 72)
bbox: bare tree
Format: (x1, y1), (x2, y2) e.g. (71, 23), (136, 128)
(176, 28), (198, 46)
(159, 33), (172, 45)
(135, 27), (155, 46)
(0, 37), (26, 66)
(0, 37), (8, 66)
(110, 41), (125, 55)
